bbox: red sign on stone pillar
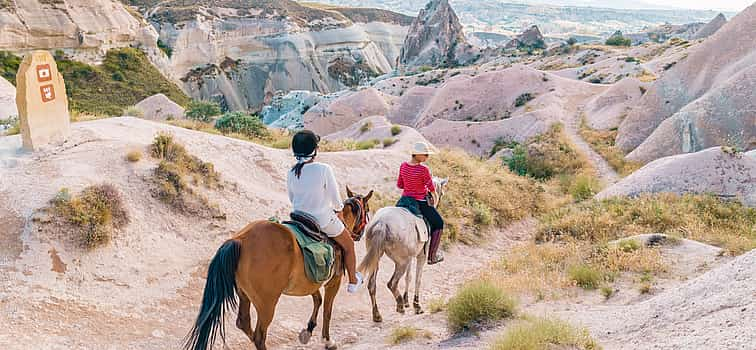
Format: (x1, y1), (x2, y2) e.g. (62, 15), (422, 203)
(36, 64), (52, 82)
(40, 84), (56, 103)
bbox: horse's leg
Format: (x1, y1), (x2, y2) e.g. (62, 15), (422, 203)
(251, 293), (280, 350)
(368, 263), (382, 323)
(403, 258), (412, 308)
(322, 275), (341, 350)
(413, 249), (426, 315)
(299, 291), (322, 344)
(388, 260), (410, 314)
(236, 290), (254, 342)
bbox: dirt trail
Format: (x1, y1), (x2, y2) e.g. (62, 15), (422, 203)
(563, 109), (620, 185)
(267, 219), (536, 349)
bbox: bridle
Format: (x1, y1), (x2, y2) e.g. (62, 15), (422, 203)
(343, 196), (370, 241)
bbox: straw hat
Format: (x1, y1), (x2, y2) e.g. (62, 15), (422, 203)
(410, 141), (435, 155)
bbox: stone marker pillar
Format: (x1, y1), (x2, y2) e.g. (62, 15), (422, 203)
(16, 50), (70, 151)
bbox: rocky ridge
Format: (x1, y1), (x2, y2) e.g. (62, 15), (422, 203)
(617, 4), (756, 162)
(398, 0), (477, 68)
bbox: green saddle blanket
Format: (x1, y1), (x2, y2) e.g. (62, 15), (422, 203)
(284, 223), (335, 283)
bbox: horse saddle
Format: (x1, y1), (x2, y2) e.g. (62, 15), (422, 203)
(284, 210), (328, 242)
(414, 215), (429, 243)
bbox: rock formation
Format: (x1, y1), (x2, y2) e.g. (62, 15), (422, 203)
(139, 1), (412, 111)
(134, 94), (185, 121)
(505, 25), (546, 50)
(0, 0), (159, 62)
(0, 77), (16, 120)
(596, 147), (756, 207)
(398, 0), (476, 68)
(691, 13), (727, 40)
(617, 4), (756, 161)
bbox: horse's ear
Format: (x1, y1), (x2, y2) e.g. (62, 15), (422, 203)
(440, 178), (449, 185)
(364, 190), (374, 202)
(346, 186), (355, 198)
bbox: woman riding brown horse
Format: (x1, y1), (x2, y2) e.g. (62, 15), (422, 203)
(183, 193), (371, 350)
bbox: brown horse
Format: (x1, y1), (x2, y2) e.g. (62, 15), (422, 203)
(184, 187), (373, 350)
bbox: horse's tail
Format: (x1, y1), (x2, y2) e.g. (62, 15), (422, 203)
(359, 221), (387, 275)
(183, 239), (241, 350)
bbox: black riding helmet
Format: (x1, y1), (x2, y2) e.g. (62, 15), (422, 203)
(292, 130), (320, 157)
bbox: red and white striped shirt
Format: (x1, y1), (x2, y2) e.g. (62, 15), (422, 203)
(397, 162), (435, 200)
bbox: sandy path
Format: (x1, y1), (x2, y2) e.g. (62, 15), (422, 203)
(563, 109), (620, 185)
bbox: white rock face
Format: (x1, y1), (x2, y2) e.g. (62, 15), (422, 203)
(0, 77), (17, 121)
(154, 12), (408, 112)
(596, 147), (756, 207)
(0, 0), (158, 61)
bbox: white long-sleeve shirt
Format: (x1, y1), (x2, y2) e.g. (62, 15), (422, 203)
(287, 162), (344, 226)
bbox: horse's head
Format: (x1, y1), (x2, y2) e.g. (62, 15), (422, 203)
(432, 177), (449, 208)
(342, 186), (373, 241)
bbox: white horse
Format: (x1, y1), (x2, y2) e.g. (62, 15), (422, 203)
(358, 177), (448, 322)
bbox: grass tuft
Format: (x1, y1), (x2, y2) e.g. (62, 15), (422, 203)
(600, 286), (614, 299)
(578, 118), (641, 176)
(447, 279), (517, 333)
(51, 184), (129, 248)
(428, 298), (447, 314)
(537, 193), (756, 255)
(567, 264), (603, 289)
(491, 317), (601, 350)
(388, 326), (432, 345)
(428, 148), (562, 244)
(390, 124), (402, 136)
(126, 150), (142, 162)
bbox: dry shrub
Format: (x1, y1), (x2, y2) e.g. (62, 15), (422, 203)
(150, 133), (222, 217)
(491, 317), (601, 350)
(126, 150), (142, 162)
(446, 279), (517, 333)
(489, 239), (667, 298)
(537, 193), (756, 255)
(388, 326), (432, 345)
(52, 184), (129, 248)
(578, 119), (641, 176)
(428, 148), (562, 244)
(427, 298), (447, 314)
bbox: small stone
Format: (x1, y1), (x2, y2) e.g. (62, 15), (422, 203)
(152, 329), (165, 338)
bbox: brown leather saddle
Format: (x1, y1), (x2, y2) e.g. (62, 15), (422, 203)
(283, 210), (329, 242)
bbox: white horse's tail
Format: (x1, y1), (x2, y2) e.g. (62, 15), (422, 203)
(358, 220), (388, 275)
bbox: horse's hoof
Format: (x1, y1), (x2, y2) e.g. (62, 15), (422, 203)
(396, 306), (405, 314)
(299, 329), (312, 344)
(415, 308), (424, 315)
(324, 339), (338, 350)
(404, 301), (410, 308)
(373, 314), (383, 323)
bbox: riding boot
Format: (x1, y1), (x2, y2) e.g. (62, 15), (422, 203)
(428, 229), (444, 265)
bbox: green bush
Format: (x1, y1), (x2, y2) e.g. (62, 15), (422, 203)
(569, 174), (600, 202)
(157, 39), (173, 57)
(185, 101), (222, 122)
(447, 280), (516, 333)
(214, 112), (269, 138)
(567, 264), (603, 289)
(506, 145), (529, 176)
(391, 124), (402, 136)
(57, 47), (190, 115)
(359, 121), (372, 133)
(355, 139), (380, 150)
(491, 317), (600, 350)
(0, 50), (21, 85)
(514, 93), (534, 107)
(605, 36), (631, 46)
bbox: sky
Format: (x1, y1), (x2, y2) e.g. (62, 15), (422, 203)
(640, 0), (753, 11)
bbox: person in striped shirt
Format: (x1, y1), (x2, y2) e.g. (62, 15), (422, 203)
(397, 142), (445, 264)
